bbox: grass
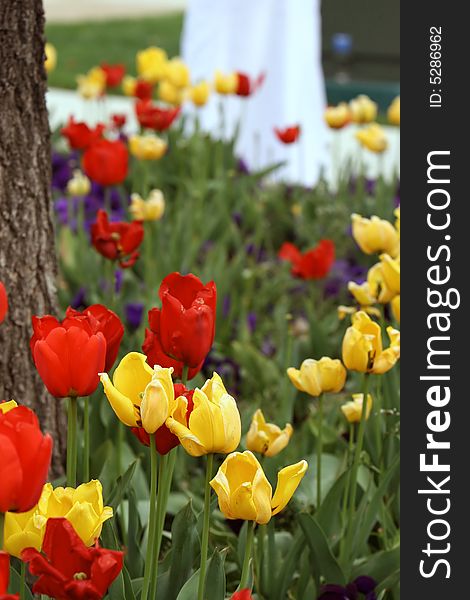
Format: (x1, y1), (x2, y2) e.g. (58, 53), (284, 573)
(45, 13), (183, 90)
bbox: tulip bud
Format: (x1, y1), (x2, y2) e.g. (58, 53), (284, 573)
(210, 451), (308, 524)
(351, 213), (399, 257)
(287, 357), (347, 397)
(341, 393), (373, 423)
(246, 409), (293, 457)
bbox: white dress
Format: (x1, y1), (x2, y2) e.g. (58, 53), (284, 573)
(181, 0), (329, 186)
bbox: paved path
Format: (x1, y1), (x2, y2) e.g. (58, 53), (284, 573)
(44, 0), (186, 22)
(46, 88), (399, 184)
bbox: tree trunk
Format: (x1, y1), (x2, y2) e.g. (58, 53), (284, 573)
(0, 0), (66, 475)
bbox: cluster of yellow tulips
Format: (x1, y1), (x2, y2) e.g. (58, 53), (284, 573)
(324, 94), (400, 154)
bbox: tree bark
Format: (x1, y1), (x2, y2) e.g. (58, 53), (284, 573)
(0, 0), (66, 475)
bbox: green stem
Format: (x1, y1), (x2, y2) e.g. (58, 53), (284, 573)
(20, 560), (26, 600)
(239, 521), (255, 591)
(181, 364), (189, 386)
(317, 394), (324, 508)
(141, 434), (158, 600)
(343, 374), (370, 568)
(116, 421), (123, 477)
(67, 396), (78, 487)
(197, 453), (214, 600)
(83, 396), (90, 482)
(340, 423), (355, 558)
(150, 452), (170, 599)
(267, 520), (276, 599)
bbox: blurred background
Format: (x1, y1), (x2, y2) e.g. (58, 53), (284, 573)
(44, 0), (399, 110)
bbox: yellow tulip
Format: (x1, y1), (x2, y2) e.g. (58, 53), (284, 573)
(210, 451), (307, 524)
(67, 170), (91, 197)
(351, 213), (399, 257)
(129, 134), (168, 161)
(367, 263), (395, 304)
(3, 480), (112, 558)
(39, 480), (113, 546)
(391, 295), (400, 323)
(76, 67), (106, 100)
(214, 70), (237, 95)
(164, 58), (190, 89)
(337, 305), (380, 321)
(136, 46), (168, 83)
(44, 42), (57, 74)
(246, 409), (293, 457)
(349, 95), (378, 124)
(341, 394), (373, 423)
(3, 506), (46, 558)
(130, 189), (165, 221)
(348, 281), (376, 306)
(287, 357), (346, 397)
(100, 352), (175, 433)
(394, 206), (400, 233)
(158, 80), (184, 106)
(166, 372), (241, 456)
(324, 103), (351, 129)
(0, 399), (18, 414)
(189, 81), (211, 107)
(122, 75), (137, 96)
(387, 96), (400, 126)
(355, 123), (388, 153)
(380, 254), (400, 295)
(342, 311), (400, 374)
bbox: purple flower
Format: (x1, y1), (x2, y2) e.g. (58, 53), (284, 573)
(317, 576), (377, 600)
(114, 269), (123, 294)
(70, 287), (87, 309)
(51, 151), (78, 192)
(203, 352), (241, 396)
(324, 259), (367, 298)
(125, 302), (144, 331)
(247, 312), (257, 334)
(222, 295), (231, 318)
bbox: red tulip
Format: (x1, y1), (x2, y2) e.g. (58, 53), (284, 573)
(111, 114), (127, 129)
(66, 304), (124, 371)
(0, 552), (19, 600)
(30, 315), (106, 398)
(279, 240), (335, 279)
(0, 405), (53, 513)
(146, 272), (217, 371)
(61, 117), (105, 151)
(134, 79), (154, 101)
(83, 139), (128, 186)
(274, 125), (301, 144)
(235, 71), (265, 97)
(0, 282), (7, 324)
(91, 210), (144, 268)
(100, 63), (125, 88)
(142, 319), (203, 380)
(135, 99), (181, 131)
(131, 384), (194, 454)
(231, 591), (253, 600)
(22, 518), (123, 600)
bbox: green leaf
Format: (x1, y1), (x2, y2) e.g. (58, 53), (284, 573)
(298, 513), (346, 585)
(352, 545), (400, 584)
(126, 487), (144, 578)
(205, 548), (228, 600)
(167, 500), (199, 600)
(315, 471), (349, 545)
(175, 567), (200, 600)
(8, 567), (34, 599)
(106, 459), (139, 511)
(273, 532), (304, 600)
(352, 456), (400, 557)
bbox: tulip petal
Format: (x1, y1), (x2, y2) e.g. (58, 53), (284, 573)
(141, 379), (169, 434)
(271, 460), (308, 516)
(113, 352), (153, 406)
(100, 373), (138, 427)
